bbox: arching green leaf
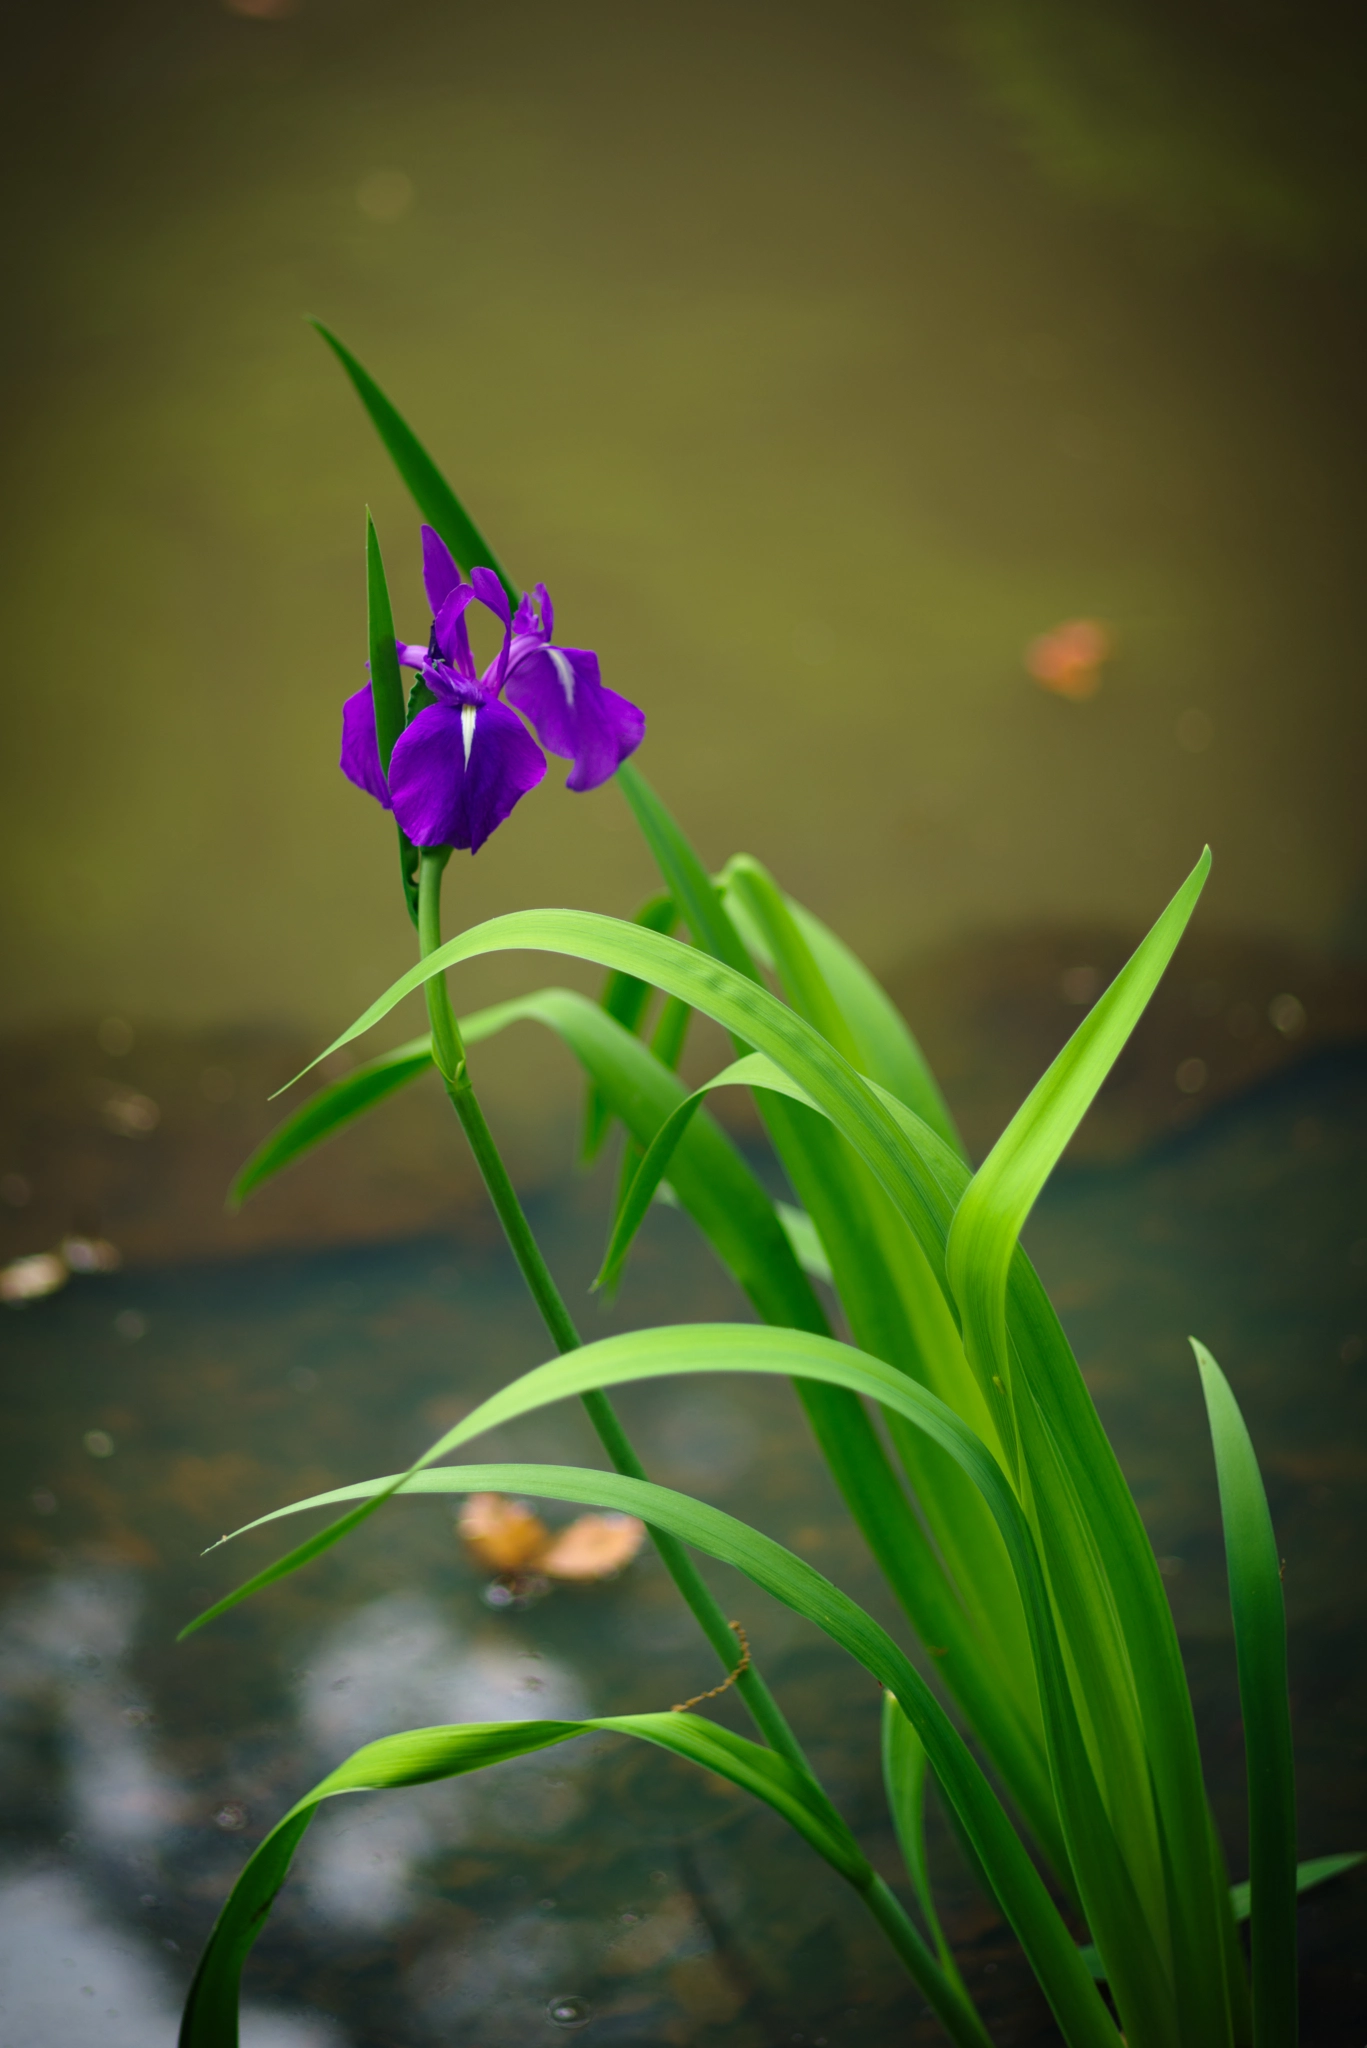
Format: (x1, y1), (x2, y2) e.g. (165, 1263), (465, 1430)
(201, 1453), (1115, 2048)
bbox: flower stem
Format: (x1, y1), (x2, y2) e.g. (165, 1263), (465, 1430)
(416, 851), (805, 1772)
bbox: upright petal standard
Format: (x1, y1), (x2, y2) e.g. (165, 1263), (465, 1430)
(340, 530), (644, 852)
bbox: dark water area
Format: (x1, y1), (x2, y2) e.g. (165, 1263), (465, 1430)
(2, 1052), (1364, 2046)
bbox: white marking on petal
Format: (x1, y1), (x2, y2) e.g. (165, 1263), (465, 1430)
(548, 648), (576, 707)
(461, 705), (477, 766)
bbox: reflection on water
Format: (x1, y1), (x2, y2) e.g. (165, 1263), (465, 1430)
(0, 1865), (341, 2048)
(295, 1594), (591, 1933)
(1, 1055), (1364, 2043)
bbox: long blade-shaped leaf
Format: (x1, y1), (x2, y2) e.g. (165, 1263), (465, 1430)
(882, 1691), (967, 1992)
(947, 848), (1210, 1406)
(258, 910), (1120, 1897)
(274, 907), (967, 1276)
(592, 1053), (791, 1294)
(364, 512), (406, 774)
(182, 1707), (971, 2048)
(1079, 1853), (1365, 1978)
(365, 512), (420, 921)
(229, 1036), (434, 1208)
(1193, 1340), (1297, 2048)
(312, 321), (518, 602)
(582, 891), (677, 1161)
(205, 1454), (1116, 2048)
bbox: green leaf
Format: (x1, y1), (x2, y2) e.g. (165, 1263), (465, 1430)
(262, 909), (1086, 1890)
(207, 1453), (1116, 2048)
(616, 762), (760, 982)
(1007, 1255), (1236, 2047)
(364, 513), (421, 922)
(260, 895), (1221, 2020)
(582, 891), (677, 1163)
(1228, 1852), (1363, 1923)
(882, 1691), (967, 1993)
(776, 1202), (833, 1284)
(194, 1301), (1157, 2040)
(311, 321), (518, 604)
(1078, 1854), (1364, 1979)
(1193, 1339), (1297, 2048)
(712, 855), (1052, 1858)
(228, 1036), (433, 1208)
(364, 512), (406, 776)
(592, 1053), (790, 1295)
(180, 1709), (886, 2048)
(274, 907), (963, 1278)
(782, 888), (966, 1161)
(947, 848), (1211, 1406)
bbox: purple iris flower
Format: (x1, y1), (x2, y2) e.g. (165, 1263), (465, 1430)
(341, 527), (644, 853)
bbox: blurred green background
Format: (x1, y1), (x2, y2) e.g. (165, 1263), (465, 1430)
(3, 0), (1367, 1248)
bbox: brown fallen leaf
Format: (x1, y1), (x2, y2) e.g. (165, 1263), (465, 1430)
(458, 1493), (552, 1573)
(458, 1493), (647, 1583)
(535, 1511), (647, 1581)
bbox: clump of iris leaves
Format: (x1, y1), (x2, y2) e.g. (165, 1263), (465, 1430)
(176, 328), (1359, 2048)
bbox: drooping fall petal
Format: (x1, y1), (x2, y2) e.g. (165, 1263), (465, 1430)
(504, 644), (645, 791)
(387, 698), (546, 851)
(340, 684), (392, 808)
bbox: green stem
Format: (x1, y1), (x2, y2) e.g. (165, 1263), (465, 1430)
(860, 1875), (995, 2048)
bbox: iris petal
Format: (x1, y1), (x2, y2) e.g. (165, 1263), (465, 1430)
(388, 699), (547, 852)
(432, 583), (477, 671)
(421, 527), (464, 615)
(339, 685), (392, 808)
(504, 645), (645, 791)
(470, 566), (511, 626)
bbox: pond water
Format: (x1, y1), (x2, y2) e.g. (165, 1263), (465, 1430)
(3, 1051), (1364, 2046)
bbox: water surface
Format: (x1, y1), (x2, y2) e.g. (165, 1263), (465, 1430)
(3, 1052), (1364, 2044)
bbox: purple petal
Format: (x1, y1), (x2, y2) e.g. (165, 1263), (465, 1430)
(388, 699), (546, 852)
(470, 566), (511, 627)
(511, 583), (553, 641)
(340, 685), (392, 809)
(397, 641), (429, 669)
(504, 645), (645, 791)
(421, 527), (464, 615)
(432, 583), (476, 672)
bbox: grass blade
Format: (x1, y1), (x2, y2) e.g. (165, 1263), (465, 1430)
(229, 1036), (433, 1207)
(882, 1691), (968, 1993)
(205, 1453), (1116, 2048)
(311, 322), (518, 602)
(592, 1052), (803, 1295)
(364, 511), (420, 920)
(364, 511), (406, 775)
(1079, 1852), (1365, 1978)
(776, 1202), (833, 1284)
(582, 891), (677, 1161)
(1228, 1853), (1363, 1923)
(272, 906), (968, 1279)
(181, 1709), (932, 2048)
(721, 852), (965, 1160)
(948, 847), (1210, 1407)
(593, 1087), (708, 1294)
(1193, 1339), (1297, 2047)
